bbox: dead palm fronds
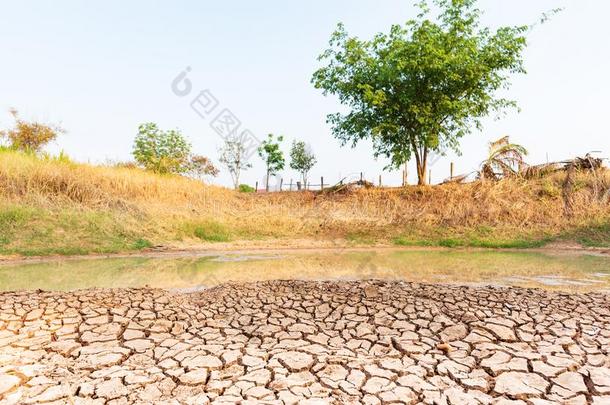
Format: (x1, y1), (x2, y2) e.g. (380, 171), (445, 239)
(562, 153), (604, 171)
(323, 178), (375, 194)
(521, 153), (606, 180)
(441, 172), (474, 185)
(521, 162), (563, 180)
(479, 136), (528, 181)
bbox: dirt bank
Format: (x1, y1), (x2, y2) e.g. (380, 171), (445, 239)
(2, 150), (609, 257)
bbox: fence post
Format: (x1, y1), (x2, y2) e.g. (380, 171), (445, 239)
(321, 176), (324, 191)
(255, 181), (258, 193)
(428, 170), (432, 185)
(379, 175), (382, 187)
(289, 179), (293, 191)
(450, 162), (454, 180)
(280, 178), (283, 191)
(360, 172), (363, 183)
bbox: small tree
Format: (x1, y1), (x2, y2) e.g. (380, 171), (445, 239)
(188, 155), (219, 181)
(0, 108), (64, 152)
(289, 140), (317, 187)
(219, 134), (253, 189)
(258, 134), (285, 191)
(133, 123), (191, 174)
(312, 0), (537, 185)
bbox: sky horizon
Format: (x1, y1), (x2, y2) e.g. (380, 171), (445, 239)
(1, 0), (609, 188)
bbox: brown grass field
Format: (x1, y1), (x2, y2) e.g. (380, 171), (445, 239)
(0, 150), (608, 256)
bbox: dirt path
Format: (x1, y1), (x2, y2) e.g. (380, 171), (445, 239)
(0, 280), (609, 404)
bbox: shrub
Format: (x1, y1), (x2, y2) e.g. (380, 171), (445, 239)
(0, 109), (64, 152)
(132, 238), (153, 250)
(538, 181), (561, 199)
(113, 161), (139, 169)
(192, 222), (230, 242)
(187, 155), (219, 180)
(238, 184), (255, 193)
(41, 150), (74, 165)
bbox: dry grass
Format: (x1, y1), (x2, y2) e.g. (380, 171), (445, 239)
(0, 150), (609, 255)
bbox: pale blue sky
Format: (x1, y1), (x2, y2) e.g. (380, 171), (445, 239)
(1, 0), (608, 187)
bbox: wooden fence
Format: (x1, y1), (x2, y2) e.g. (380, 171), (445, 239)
(252, 163), (458, 192)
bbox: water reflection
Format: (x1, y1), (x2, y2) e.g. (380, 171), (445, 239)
(0, 249), (608, 292)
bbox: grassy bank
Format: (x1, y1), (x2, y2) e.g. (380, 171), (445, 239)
(0, 150), (609, 256)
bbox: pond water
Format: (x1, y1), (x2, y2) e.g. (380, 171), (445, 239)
(0, 249), (609, 292)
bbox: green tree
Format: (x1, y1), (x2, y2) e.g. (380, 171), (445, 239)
(289, 140), (317, 187)
(312, 0), (533, 185)
(132, 123), (191, 174)
(258, 134), (285, 191)
(0, 108), (64, 152)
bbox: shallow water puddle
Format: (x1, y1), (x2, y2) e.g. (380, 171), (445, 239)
(0, 249), (608, 292)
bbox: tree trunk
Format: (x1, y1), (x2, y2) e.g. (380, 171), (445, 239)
(233, 171), (240, 190)
(416, 162), (427, 185)
(413, 146), (428, 185)
(265, 168), (270, 192)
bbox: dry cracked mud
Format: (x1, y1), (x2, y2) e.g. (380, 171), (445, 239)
(0, 280), (609, 404)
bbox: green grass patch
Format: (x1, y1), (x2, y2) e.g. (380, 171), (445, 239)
(562, 222), (610, 248)
(392, 237), (435, 247)
(183, 221), (231, 242)
(467, 237), (551, 249)
(0, 206), (34, 229)
(393, 228), (553, 249)
(392, 222), (610, 250)
(132, 238), (153, 250)
(0, 205), (39, 248)
(438, 238), (461, 248)
(0, 205), (154, 256)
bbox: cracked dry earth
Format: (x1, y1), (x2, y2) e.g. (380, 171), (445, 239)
(0, 281), (609, 405)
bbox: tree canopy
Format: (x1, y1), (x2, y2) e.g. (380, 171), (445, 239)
(133, 123), (217, 179)
(312, 0), (530, 184)
(188, 155), (219, 180)
(0, 108), (64, 152)
(133, 123), (192, 174)
(258, 134), (285, 191)
(289, 140), (317, 186)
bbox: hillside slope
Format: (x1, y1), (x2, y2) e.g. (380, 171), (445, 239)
(1, 150), (609, 256)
